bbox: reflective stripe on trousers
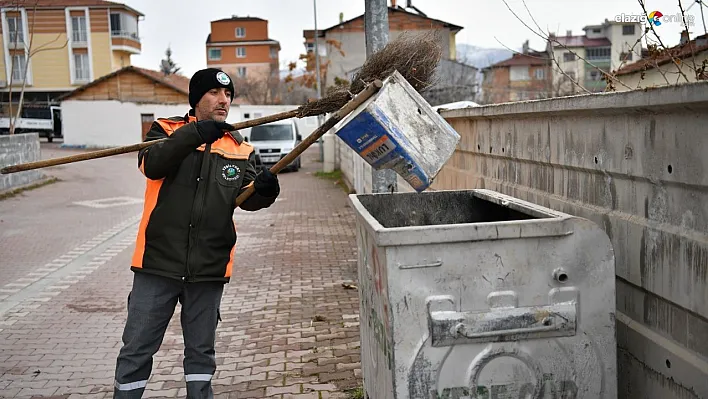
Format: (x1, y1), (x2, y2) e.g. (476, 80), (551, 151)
(185, 374), (213, 382)
(114, 379), (148, 391)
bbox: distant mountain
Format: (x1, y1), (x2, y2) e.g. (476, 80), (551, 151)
(455, 43), (514, 69)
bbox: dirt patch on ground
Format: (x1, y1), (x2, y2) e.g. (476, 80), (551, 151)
(66, 301), (123, 313)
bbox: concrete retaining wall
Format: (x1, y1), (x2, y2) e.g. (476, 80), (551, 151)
(0, 133), (43, 192)
(338, 80), (708, 398)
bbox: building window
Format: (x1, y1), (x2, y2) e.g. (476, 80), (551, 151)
(305, 42), (314, 52)
(270, 47), (277, 59)
(235, 27), (245, 38)
(237, 67), (246, 77)
(110, 12), (139, 41)
(593, 28), (601, 33)
(73, 53), (90, 81)
(510, 66), (530, 81)
(586, 47), (611, 60)
(237, 47), (246, 58)
(563, 52), (576, 62)
(208, 48), (221, 60)
(619, 52), (633, 61)
(7, 16), (24, 44)
(622, 25), (635, 35)
(71, 16), (88, 42)
(11, 54), (26, 81)
(587, 69), (603, 81)
(534, 68), (545, 80)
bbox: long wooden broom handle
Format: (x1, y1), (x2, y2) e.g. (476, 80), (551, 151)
(235, 79), (383, 207)
(0, 109), (300, 175)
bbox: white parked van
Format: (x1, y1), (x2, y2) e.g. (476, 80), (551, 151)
(246, 119), (302, 172)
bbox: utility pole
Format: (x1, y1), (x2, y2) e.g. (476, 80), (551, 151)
(313, 0), (322, 107)
(313, 0), (324, 162)
(365, 0), (398, 193)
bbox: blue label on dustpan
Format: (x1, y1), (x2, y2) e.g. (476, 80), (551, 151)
(335, 105), (431, 192)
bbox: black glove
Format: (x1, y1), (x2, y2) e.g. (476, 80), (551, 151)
(195, 120), (235, 144)
(254, 168), (280, 197)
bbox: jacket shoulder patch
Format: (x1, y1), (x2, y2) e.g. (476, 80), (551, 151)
(155, 116), (191, 135)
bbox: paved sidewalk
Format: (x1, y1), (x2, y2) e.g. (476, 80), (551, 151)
(0, 145), (363, 398)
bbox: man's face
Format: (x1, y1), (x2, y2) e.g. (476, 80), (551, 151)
(195, 87), (231, 122)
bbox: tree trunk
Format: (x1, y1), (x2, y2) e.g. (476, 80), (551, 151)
(10, 2), (38, 135)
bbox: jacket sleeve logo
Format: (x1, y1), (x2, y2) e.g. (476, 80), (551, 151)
(221, 164), (241, 181)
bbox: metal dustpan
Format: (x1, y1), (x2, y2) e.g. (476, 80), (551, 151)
(333, 69), (461, 192)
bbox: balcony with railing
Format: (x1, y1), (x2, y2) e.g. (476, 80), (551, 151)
(110, 12), (141, 54)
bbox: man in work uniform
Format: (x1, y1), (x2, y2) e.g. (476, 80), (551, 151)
(113, 68), (280, 398)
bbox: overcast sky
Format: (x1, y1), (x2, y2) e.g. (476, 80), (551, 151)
(119, 0), (708, 78)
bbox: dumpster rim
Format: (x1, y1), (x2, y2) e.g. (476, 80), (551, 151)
(347, 189), (578, 247)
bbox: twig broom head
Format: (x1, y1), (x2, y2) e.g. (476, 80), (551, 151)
(296, 31), (443, 118)
(351, 31), (442, 93)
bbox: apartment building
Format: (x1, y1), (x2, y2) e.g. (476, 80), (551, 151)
(548, 19), (642, 94)
(205, 16), (280, 82)
(0, 0), (143, 111)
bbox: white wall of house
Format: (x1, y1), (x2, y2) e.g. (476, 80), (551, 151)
(616, 51), (708, 91)
(552, 46), (586, 94)
(62, 100), (321, 148)
(606, 22), (643, 70)
(61, 100), (188, 148)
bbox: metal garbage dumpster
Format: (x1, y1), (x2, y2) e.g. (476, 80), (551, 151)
(349, 189), (617, 399)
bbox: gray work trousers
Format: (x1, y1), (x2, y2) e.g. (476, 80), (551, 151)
(114, 272), (224, 399)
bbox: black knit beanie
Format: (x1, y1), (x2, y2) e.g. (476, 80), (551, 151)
(188, 68), (235, 108)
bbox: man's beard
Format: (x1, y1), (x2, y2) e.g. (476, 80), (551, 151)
(211, 108), (228, 121)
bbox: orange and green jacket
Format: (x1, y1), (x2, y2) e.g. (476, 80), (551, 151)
(130, 113), (276, 283)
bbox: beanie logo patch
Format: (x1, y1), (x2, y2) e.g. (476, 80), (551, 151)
(216, 72), (231, 86)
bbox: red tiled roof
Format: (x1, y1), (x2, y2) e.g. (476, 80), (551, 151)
(212, 16), (265, 23)
(615, 34), (708, 76)
(57, 66), (190, 101)
(134, 67), (190, 94)
(317, 6), (463, 34)
(551, 35), (611, 48)
(0, 0), (143, 15)
(303, 30), (323, 39)
(491, 52), (550, 67)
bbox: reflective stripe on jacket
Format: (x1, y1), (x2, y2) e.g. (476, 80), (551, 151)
(130, 113), (276, 283)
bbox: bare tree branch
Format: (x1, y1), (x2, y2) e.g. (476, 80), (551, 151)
(637, 0), (691, 82)
(614, 27), (650, 73)
(492, 37), (547, 60)
(499, 0), (591, 94)
(5, 0), (23, 130)
(503, 0), (641, 93)
(678, 0), (701, 79)
(30, 32), (68, 56)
